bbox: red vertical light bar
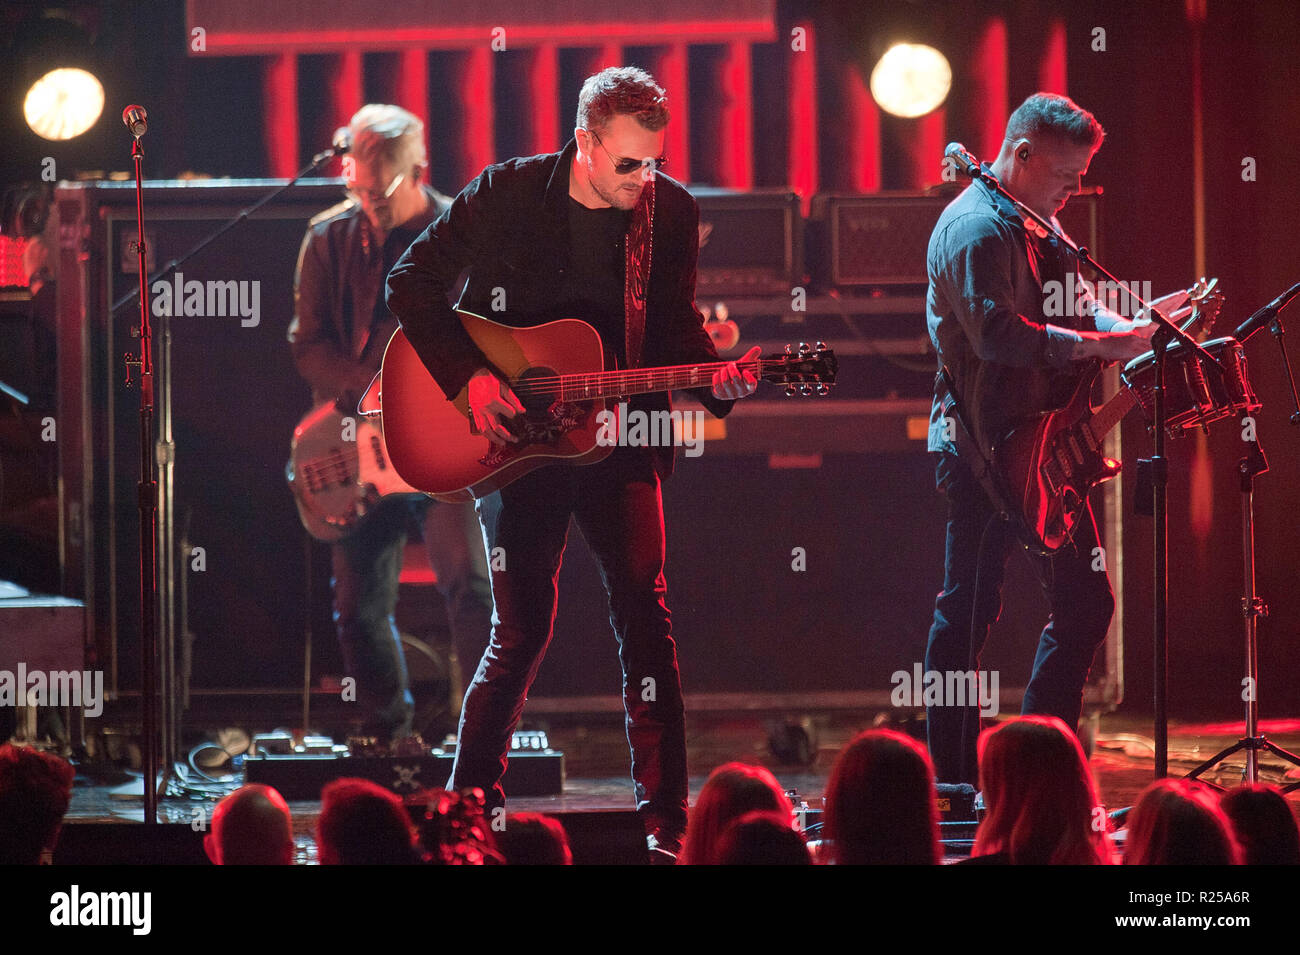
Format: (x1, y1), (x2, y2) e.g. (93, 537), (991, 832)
(397, 49), (429, 130)
(325, 50), (363, 174)
(264, 52), (298, 178)
(901, 108), (946, 189)
(845, 64), (880, 192)
(971, 16), (1009, 161)
(458, 46), (495, 180)
(529, 43), (559, 153)
(598, 43), (623, 70)
(644, 43), (690, 184)
(788, 21), (817, 214)
(570, 46), (623, 147)
(332, 50), (363, 120)
(1038, 18), (1068, 94)
(718, 40), (753, 189)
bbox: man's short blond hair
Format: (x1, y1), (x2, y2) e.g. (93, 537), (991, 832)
(348, 103), (427, 172)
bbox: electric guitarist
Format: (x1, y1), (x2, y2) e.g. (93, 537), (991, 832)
(924, 93), (1157, 786)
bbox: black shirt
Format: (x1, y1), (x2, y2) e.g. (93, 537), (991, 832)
(564, 196), (631, 366)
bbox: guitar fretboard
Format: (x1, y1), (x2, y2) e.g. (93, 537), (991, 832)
(1088, 388), (1138, 445)
(511, 360), (770, 401)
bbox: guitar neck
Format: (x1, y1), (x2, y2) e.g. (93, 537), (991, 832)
(513, 360), (764, 402)
(1090, 386), (1138, 441)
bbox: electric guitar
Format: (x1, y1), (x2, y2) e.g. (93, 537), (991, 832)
(378, 310), (838, 502)
(286, 399), (418, 542)
(990, 278), (1222, 555)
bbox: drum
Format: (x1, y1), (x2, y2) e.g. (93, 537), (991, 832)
(1122, 336), (1261, 435)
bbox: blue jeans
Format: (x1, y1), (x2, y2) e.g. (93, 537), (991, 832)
(924, 453), (1114, 784)
(450, 449), (688, 845)
(332, 496), (493, 738)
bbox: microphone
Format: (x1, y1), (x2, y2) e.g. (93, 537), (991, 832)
(313, 127), (353, 166)
(1234, 281), (1300, 343)
(944, 142), (981, 178)
(122, 104), (148, 139)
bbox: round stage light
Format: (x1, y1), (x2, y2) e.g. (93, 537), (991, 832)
(24, 67), (105, 141)
(869, 43), (952, 118)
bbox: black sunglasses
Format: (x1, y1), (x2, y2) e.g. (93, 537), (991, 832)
(589, 131), (667, 175)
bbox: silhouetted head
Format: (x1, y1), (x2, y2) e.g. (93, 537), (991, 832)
(1126, 779), (1242, 865)
(0, 743), (75, 864)
(493, 812), (572, 865)
(205, 783), (294, 865)
(824, 728), (940, 865)
(682, 762), (790, 865)
(716, 810), (811, 865)
(975, 716), (1113, 864)
(1221, 784), (1300, 865)
(317, 778), (417, 865)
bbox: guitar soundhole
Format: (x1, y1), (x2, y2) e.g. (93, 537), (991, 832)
(515, 365), (560, 414)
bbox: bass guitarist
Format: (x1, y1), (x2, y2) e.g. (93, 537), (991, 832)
(924, 93), (1156, 786)
(289, 104), (493, 742)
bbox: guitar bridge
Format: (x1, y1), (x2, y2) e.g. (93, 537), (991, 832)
(478, 400), (585, 468)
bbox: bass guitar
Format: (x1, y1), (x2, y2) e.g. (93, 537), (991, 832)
(286, 399), (417, 542)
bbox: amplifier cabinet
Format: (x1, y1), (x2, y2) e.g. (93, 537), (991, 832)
(689, 188), (804, 298)
(54, 179), (349, 692)
(809, 190), (1102, 289)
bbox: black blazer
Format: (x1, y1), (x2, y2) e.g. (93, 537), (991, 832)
(386, 138), (733, 478)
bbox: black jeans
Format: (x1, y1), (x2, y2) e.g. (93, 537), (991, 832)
(332, 496), (493, 739)
(924, 453), (1114, 784)
(449, 448), (688, 844)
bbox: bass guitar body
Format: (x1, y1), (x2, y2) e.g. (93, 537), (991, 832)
(287, 399), (418, 542)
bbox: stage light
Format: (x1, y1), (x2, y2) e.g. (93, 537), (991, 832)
(869, 43), (951, 118)
(24, 67), (105, 141)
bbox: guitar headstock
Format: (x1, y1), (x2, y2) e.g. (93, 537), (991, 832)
(761, 342), (838, 397)
(1185, 276), (1224, 337)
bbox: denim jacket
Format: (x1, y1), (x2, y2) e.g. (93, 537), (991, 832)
(926, 175), (1109, 460)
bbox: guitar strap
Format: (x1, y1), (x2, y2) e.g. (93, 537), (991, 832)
(623, 174), (655, 370)
(936, 365), (1013, 516)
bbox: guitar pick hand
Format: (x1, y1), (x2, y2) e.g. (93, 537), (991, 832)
(467, 368), (525, 445)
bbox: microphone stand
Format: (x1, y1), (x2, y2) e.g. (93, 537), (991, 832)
(1186, 298), (1300, 792)
(952, 154), (1221, 779)
(113, 145), (346, 810)
(123, 132), (159, 823)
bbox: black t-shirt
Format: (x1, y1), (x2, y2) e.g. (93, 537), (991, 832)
(370, 219), (430, 333)
(564, 196), (630, 365)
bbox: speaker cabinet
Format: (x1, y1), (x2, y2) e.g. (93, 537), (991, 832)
(54, 179), (348, 692)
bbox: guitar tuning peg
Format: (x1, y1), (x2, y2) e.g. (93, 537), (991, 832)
(784, 384), (797, 397)
(799, 383), (812, 396)
(784, 344), (793, 355)
(798, 342), (811, 355)
(815, 341), (827, 351)
(816, 383), (830, 396)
